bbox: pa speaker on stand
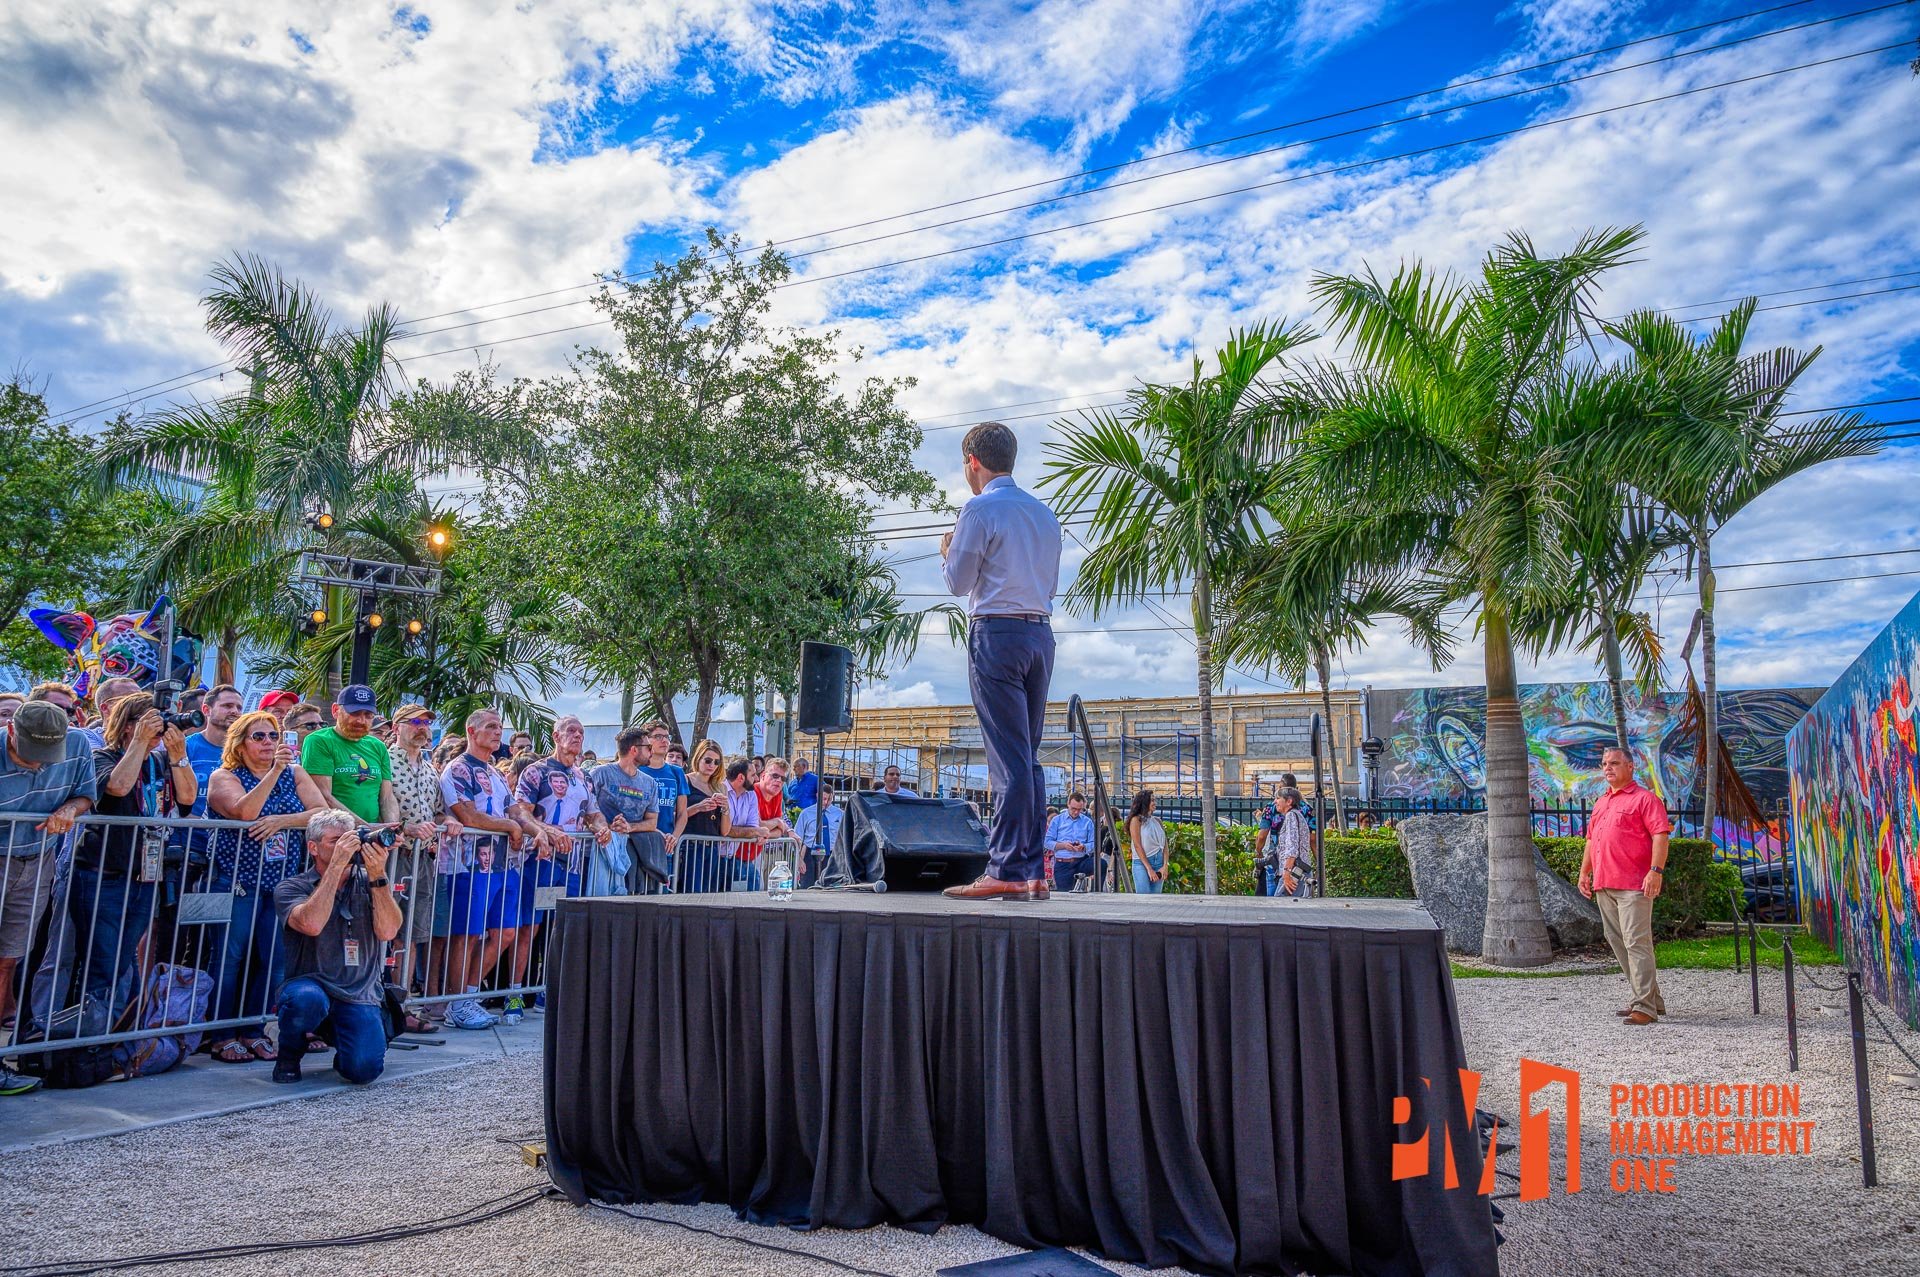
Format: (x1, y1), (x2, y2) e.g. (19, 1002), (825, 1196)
(796, 642), (855, 887)
(796, 641), (854, 735)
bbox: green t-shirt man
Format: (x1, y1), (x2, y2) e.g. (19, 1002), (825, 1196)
(301, 726), (391, 825)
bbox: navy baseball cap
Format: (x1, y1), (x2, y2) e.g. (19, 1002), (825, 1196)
(336, 684), (378, 713)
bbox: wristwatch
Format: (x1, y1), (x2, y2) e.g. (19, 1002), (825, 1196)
(368, 876), (390, 888)
(1649, 865), (1665, 875)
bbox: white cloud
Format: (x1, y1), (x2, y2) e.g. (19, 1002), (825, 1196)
(9, 2), (1918, 715)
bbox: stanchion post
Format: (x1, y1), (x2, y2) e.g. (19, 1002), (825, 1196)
(1729, 889), (1743, 974)
(1845, 970), (1879, 1188)
(1748, 915), (1761, 1016)
(1782, 937), (1798, 1072)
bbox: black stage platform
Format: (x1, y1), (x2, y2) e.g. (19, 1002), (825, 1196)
(543, 892), (1498, 1277)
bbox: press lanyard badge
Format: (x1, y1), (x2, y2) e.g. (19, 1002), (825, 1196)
(343, 939), (362, 967)
(140, 830), (165, 883)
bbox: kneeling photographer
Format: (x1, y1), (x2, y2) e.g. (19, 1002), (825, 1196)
(271, 809), (403, 1085)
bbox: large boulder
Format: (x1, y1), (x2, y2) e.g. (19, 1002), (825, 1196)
(1398, 813), (1604, 955)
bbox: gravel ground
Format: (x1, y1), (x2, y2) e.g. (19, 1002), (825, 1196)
(3, 965), (1916, 1277)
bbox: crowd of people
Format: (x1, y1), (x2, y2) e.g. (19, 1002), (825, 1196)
(1, 668), (1340, 1097)
(0, 679), (884, 1096)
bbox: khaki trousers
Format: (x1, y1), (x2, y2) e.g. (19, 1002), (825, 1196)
(1596, 888), (1664, 1017)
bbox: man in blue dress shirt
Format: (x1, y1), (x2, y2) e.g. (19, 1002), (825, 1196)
(940, 422), (1062, 900)
(1043, 791), (1097, 893)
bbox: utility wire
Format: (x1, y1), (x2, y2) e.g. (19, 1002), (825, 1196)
(779, 2), (1911, 264)
(764, 0), (1839, 248)
(44, 13), (1911, 426)
(787, 43), (1914, 291)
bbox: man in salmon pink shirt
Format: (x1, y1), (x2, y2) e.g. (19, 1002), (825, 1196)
(1578, 747), (1672, 1025)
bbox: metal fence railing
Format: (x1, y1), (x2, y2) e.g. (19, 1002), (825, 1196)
(0, 811), (800, 1080)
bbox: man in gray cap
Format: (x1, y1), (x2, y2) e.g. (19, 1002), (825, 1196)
(0, 700), (97, 1095)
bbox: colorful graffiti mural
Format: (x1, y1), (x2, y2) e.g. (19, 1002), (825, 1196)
(1787, 592), (1920, 1028)
(1369, 682), (1818, 811)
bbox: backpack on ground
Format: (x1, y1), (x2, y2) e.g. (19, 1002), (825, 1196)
(14, 993), (123, 1089)
(115, 963), (214, 1078)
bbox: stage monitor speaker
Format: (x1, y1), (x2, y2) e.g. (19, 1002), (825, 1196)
(842, 791), (990, 891)
(796, 641), (854, 736)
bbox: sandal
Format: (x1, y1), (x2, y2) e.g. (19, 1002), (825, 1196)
(244, 1036), (277, 1062)
(214, 1040), (254, 1063)
(402, 1012), (434, 1035)
(305, 1033), (330, 1052)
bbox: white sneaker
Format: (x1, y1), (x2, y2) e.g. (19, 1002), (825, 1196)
(447, 999), (500, 1030)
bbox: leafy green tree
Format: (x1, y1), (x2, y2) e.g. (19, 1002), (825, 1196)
(497, 231), (940, 742)
(1, 381), (180, 687)
(94, 255), (537, 687)
(1605, 299), (1879, 825)
(1290, 227), (1644, 965)
(1043, 323), (1315, 893)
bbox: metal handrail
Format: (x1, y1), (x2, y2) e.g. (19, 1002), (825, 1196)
(1064, 694), (1117, 893)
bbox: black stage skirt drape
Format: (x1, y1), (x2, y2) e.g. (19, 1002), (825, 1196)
(544, 893), (1498, 1277)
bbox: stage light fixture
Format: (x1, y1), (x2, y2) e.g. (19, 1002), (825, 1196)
(309, 608), (328, 627)
(307, 509), (335, 533)
(365, 610), (384, 630)
(405, 618), (425, 636)
(427, 524), (452, 556)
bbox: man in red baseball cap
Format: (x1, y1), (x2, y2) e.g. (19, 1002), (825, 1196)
(258, 690), (300, 723)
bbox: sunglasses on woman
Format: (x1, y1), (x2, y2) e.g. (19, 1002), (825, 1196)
(246, 729), (282, 743)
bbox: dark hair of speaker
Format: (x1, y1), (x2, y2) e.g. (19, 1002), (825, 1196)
(961, 421), (1017, 473)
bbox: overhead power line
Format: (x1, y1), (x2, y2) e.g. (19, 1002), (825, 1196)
(44, 3), (1906, 426)
(787, 42), (1914, 291)
(779, 2), (1911, 265)
(765, 0), (1839, 249)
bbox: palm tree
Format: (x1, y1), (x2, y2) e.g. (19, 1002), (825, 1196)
(1504, 369), (1678, 750)
(1042, 322), (1316, 894)
(1291, 227), (1644, 966)
(1605, 299), (1879, 826)
(94, 254), (536, 681)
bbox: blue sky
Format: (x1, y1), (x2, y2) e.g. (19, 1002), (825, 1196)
(4, 0), (1918, 724)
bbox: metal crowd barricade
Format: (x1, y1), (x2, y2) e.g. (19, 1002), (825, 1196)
(669, 834), (800, 895)
(2, 809), (306, 1066)
(1, 810), (806, 1077)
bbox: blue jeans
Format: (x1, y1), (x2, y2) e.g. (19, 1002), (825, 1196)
(968, 617), (1055, 883)
(212, 871), (286, 1040)
(68, 868), (154, 1025)
(1133, 856), (1164, 894)
(276, 977), (386, 1084)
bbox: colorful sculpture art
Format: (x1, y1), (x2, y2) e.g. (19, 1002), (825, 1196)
(1787, 591), (1920, 1028)
(25, 597), (202, 700)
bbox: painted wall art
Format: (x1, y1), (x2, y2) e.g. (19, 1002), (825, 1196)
(1787, 593), (1920, 1028)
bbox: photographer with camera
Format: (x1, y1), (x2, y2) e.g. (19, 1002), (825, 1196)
(205, 710), (329, 1064)
(65, 692), (196, 1023)
(270, 809), (403, 1085)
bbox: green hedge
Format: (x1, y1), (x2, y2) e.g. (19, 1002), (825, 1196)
(1150, 820), (1734, 938)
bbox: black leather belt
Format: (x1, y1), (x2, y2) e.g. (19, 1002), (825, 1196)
(977, 612), (1050, 623)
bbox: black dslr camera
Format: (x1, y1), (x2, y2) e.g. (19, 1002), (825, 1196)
(350, 825), (398, 868)
(151, 680), (205, 731)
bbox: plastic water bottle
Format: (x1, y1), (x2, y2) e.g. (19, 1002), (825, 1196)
(767, 858), (794, 901)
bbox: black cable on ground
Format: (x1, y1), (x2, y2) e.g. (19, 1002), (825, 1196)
(591, 1201), (900, 1277)
(0, 1186), (556, 1276)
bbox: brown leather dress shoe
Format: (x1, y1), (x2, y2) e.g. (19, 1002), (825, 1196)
(943, 874), (1048, 900)
(1623, 1011), (1658, 1026)
(1615, 1008), (1633, 1017)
